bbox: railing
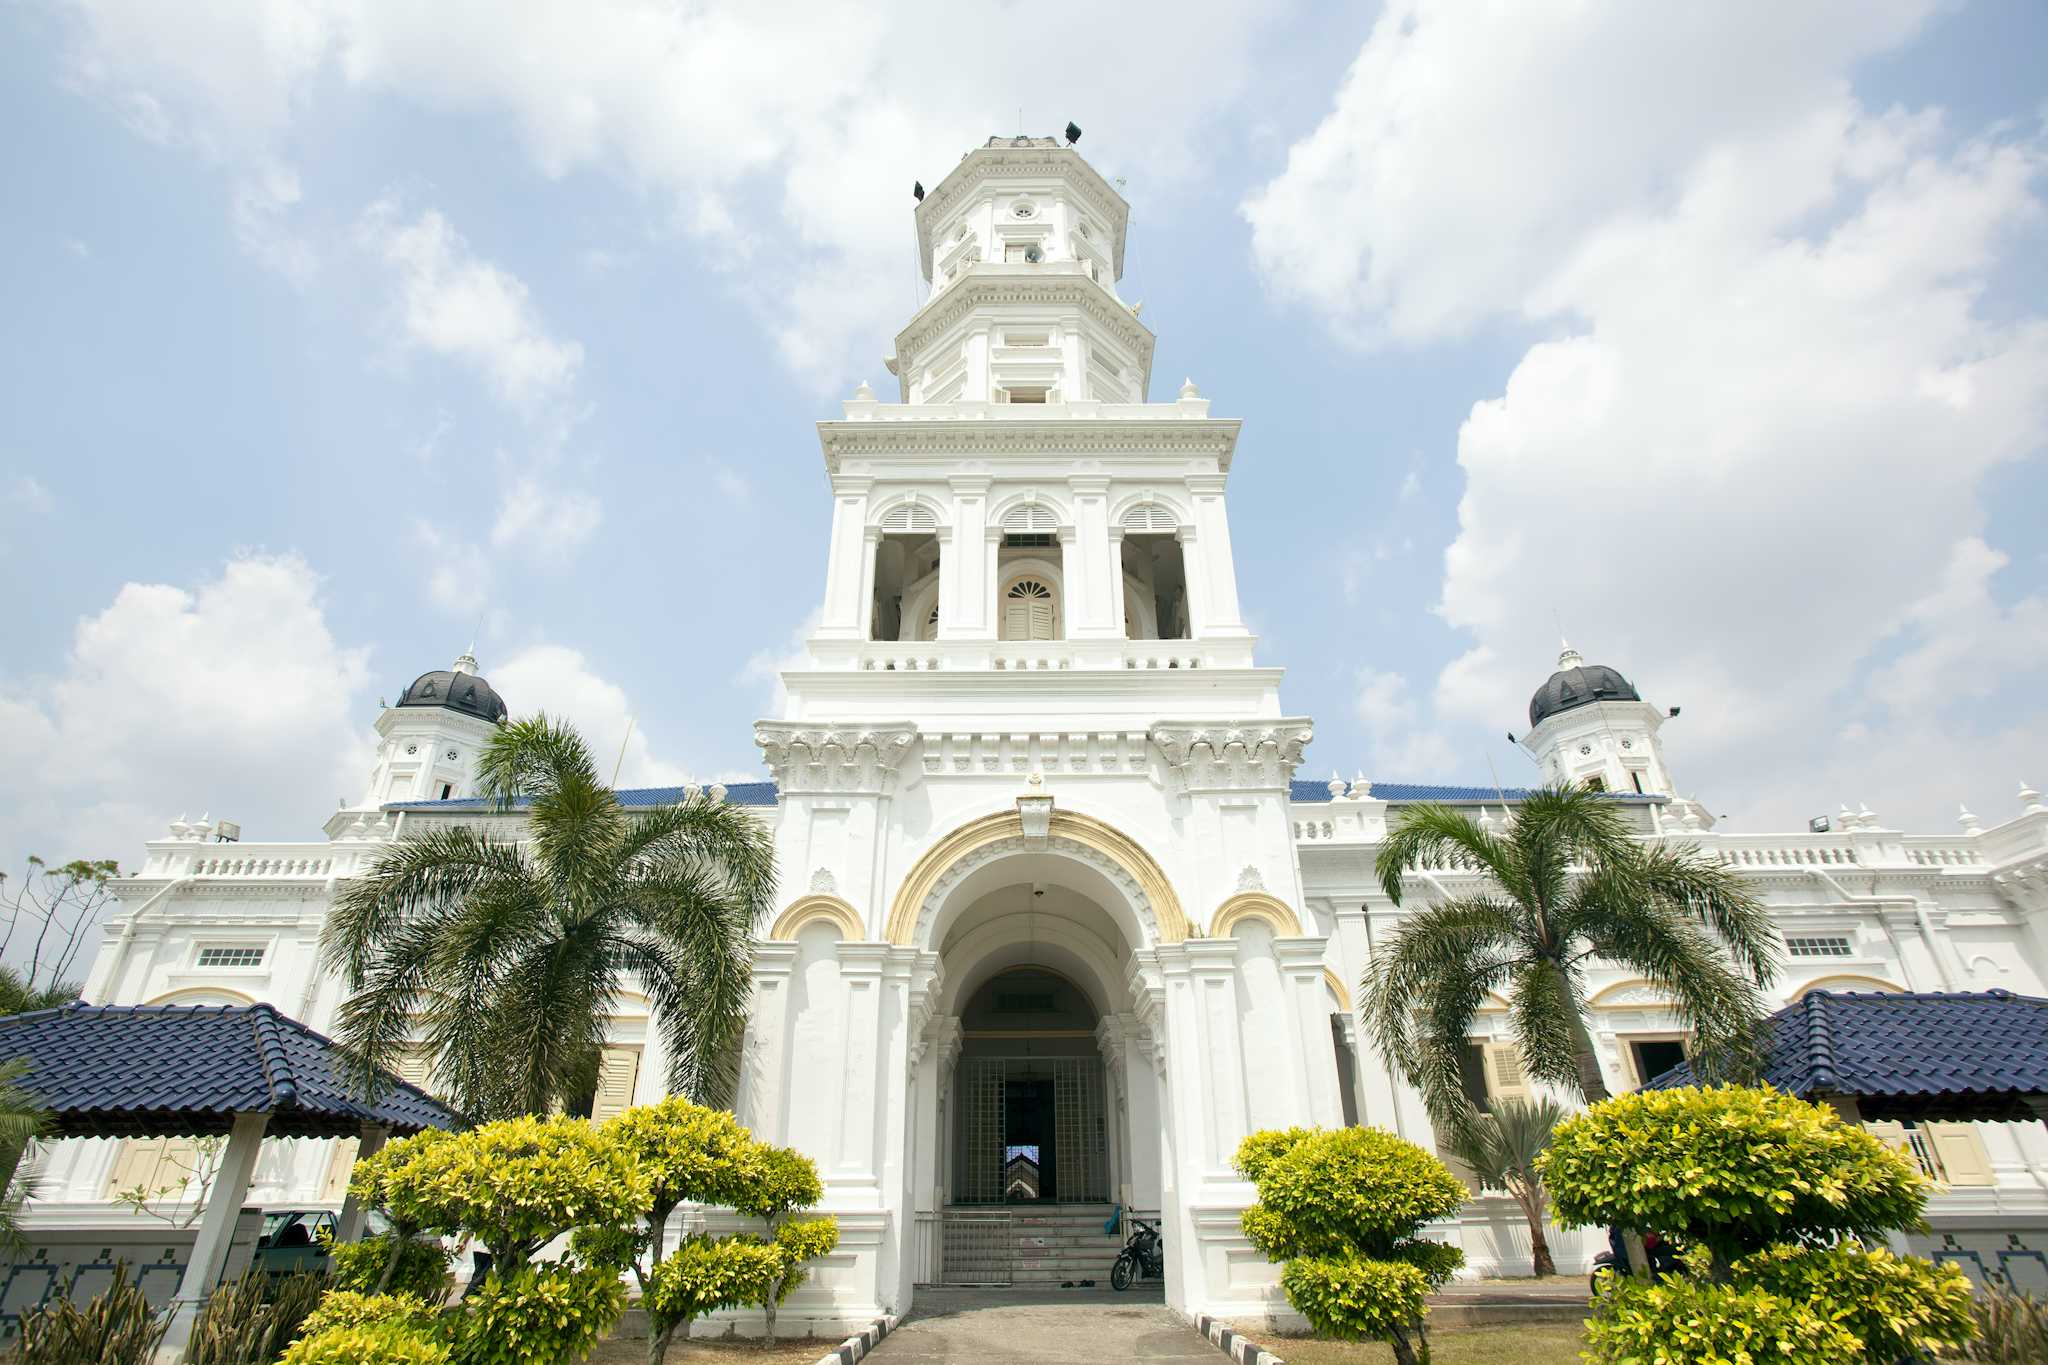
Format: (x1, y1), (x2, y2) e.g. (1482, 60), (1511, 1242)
(186, 854), (334, 878)
(839, 639), (1250, 674)
(938, 1210), (1012, 1286)
(1901, 839), (1986, 867)
(1714, 843), (1860, 869)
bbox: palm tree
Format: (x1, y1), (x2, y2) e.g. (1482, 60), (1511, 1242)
(0, 1058), (52, 1254)
(1364, 785), (1776, 1135)
(322, 714), (777, 1118)
(1448, 1097), (1565, 1277)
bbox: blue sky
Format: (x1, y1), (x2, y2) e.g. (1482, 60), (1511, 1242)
(3, 0), (2045, 872)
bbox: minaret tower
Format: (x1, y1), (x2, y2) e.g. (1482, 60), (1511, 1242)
(356, 650), (509, 809)
(794, 133), (1264, 681)
(1520, 644), (1677, 796)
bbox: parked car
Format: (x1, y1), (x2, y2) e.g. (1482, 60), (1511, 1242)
(253, 1207), (392, 1277)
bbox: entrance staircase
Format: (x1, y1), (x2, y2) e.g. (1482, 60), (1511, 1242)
(994, 1204), (1125, 1285)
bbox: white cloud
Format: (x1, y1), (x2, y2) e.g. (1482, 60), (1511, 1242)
(1867, 537), (2048, 714)
(1354, 666), (1461, 780)
(740, 607), (820, 718)
(232, 161), (317, 284)
(490, 644), (688, 788)
(57, 0), (1278, 387)
(1254, 3), (2048, 829)
(490, 473), (602, 558)
(411, 519), (492, 614)
(358, 197), (583, 414)
(0, 554), (373, 864)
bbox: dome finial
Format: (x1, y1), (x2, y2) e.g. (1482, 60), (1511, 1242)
(453, 644), (480, 675)
(1556, 638), (1583, 670)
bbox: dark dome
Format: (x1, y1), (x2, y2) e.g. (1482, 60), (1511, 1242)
(1529, 648), (1639, 727)
(396, 652), (508, 724)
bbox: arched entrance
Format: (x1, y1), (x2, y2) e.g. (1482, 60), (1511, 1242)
(904, 821), (1169, 1287)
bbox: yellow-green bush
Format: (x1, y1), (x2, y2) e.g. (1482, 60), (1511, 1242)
(447, 1262), (627, 1365)
(1585, 1277), (1857, 1364)
(1735, 1242), (1975, 1361)
(298, 1290), (436, 1337)
(280, 1321), (450, 1365)
(322, 1231), (453, 1300)
(643, 1233), (784, 1337)
(1538, 1085), (1925, 1263)
(604, 1096), (757, 1217)
(378, 1115), (651, 1269)
(1234, 1127), (1466, 1365)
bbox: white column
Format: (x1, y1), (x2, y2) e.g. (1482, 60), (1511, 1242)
(1185, 940), (1249, 1173)
(1186, 475), (1247, 635)
(857, 528), (882, 641)
(832, 944), (888, 1205)
(817, 479), (874, 640)
(1108, 529), (1131, 639)
(945, 477), (992, 638)
(158, 1111), (268, 1363)
(1274, 937), (1345, 1128)
(1068, 476), (1115, 639)
(334, 1123), (388, 1242)
(735, 944), (799, 1143)
(1176, 526), (1211, 642)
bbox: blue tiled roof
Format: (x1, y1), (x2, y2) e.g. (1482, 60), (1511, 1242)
(388, 780), (779, 813)
(1646, 989), (2048, 1121)
(0, 1003), (465, 1139)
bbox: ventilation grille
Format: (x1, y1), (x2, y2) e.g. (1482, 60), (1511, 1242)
(878, 503), (938, 532)
(1121, 505), (1177, 532)
(1002, 503), (1057, 533)
(1786, 935), (1853, 958)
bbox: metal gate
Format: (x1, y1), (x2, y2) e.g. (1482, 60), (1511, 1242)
(953, 1056), (1107, 1204)
(939, 1210), (1012, 1285)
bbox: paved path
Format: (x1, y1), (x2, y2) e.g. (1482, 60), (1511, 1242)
(870, 1286), (1219, 1363)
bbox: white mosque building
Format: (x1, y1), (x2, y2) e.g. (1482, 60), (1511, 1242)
(47, 136), (2048, 1328)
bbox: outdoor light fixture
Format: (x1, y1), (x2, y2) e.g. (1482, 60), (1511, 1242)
(1065, 121), (1083, 144)
(912, 180), (925, 202)
(1810, 816), (1832, 833)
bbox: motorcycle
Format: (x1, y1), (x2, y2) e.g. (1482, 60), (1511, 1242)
(1590, 1229), (1679, 1294)
(1110, 1216), (1164, 1291)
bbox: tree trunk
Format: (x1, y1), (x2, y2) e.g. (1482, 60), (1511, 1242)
(1564, 1004), (1610, 1104)
(1386, 1322), (1419, 1365)
(649, 1322), (677, 1365)
(1527, 1216), (1556, 1278)
(761, 1277), (779, 1349)
(374, 1235), (402, 1293)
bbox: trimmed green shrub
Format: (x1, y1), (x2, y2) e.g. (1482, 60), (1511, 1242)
(447, 1262), (627, 1365)
(1585, 1276), (1858, 1364)
(643, 1234), (785, 1356)
(280, 1320), (450, 1365)
(1538, 1085), (1926, 1263)
(323, 1231), (452, 1301)
(188, 1269), (327, 1365)
(298, 1290), (436, 1336)
(733, 1143), (837, 1344)
(11, 1261), (166, 1365)
(377, 1116), (651, 1270)
(1735, 1242), (1975, 1362)
(1235, 1127), (1466, 1365)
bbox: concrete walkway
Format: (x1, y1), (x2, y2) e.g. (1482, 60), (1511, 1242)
(871, 1286), (1219, 1363)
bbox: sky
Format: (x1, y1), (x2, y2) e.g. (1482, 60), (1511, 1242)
(2, 0), (2046, 882)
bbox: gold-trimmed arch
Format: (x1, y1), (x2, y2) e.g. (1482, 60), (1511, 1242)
(884, 808), (1190, 946)
(1212, 892), (1304, 938)
(1322, 967), (1353, 1012)
(767, 894), (867, 942)
(1587, 978), (1678, 1009)
(1798, 973), (1905, 997)
(146, 986), (256, 1006)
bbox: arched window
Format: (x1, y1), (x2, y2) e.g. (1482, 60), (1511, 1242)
(1002, 578), (1057, 641)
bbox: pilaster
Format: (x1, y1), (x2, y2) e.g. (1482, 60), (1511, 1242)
(817, 478), (874, 640)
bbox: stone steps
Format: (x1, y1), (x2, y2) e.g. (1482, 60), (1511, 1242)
(941, 1205), (1128, 1285)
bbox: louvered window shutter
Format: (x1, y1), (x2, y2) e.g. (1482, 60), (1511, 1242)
(1484, 1044), (1531, 1103)
(589, 1046), (643, 1123)
(1925, 1123), (1996, 1187)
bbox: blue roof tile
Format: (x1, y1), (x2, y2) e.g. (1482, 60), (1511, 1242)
(1288, 779), (1662, 804)
(1646, 989), (2048, 1121)
(0, 1003), (465, 1139)
(387, 780), (779, 813)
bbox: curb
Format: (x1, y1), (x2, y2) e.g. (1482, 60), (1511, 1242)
(808, 1312), (901, 1365)
(1194, 1314), (1286, 1365)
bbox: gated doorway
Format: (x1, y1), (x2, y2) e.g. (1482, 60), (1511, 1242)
(953, 1055), (1108, 1204)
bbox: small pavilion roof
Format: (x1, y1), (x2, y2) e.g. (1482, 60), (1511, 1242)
(1647, 989), (2048, 1122)
(0, 1002), (464, 1139)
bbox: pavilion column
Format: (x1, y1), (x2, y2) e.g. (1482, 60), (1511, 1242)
(158, 1110), (268, 1363)
(335, 1122), (389, 1243)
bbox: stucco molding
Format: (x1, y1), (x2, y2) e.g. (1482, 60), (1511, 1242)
(1210, 892), (1304, 938)
(754, 723), (919, 796)
(884, 808), (1190, 948)
(767, 895), (868, 943)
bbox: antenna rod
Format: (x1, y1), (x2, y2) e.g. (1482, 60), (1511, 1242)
(611, 716), (635, 788)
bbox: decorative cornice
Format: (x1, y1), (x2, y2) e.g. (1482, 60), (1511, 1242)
(894, 272), (1153, 373)
(817, 419), (1241, 473)
(1149, 719), (1314, 792)
(753, 723), (919, 796)
(913, 145), (1129, 281)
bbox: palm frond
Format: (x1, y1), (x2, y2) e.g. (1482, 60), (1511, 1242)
(1505, 962), (1582, 1090)
(321, 827), (528, 983)
(1633, 841), (1781, 986)
(1577, 896), (1769, 1081)
(1373, 804), (1527, 907)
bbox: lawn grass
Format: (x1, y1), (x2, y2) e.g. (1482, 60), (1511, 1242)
(1245, 1320), (1587, 1365)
